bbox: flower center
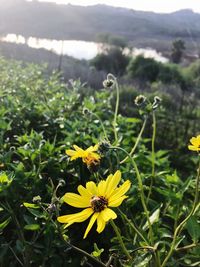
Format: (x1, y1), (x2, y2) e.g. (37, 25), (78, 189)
(90, 196), (108, 212)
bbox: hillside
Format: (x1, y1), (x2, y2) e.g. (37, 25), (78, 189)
(0, 0), (200, 51)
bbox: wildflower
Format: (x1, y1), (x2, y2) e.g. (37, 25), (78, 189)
(188, 135), (200, 151)
(134, 95), (147, 106)
(57, 170), (131, 238)
(66, 144), (100, 168)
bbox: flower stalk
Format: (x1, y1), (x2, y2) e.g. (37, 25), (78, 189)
(110, 219), (132, 260)
(111, 146), (153, 245)
(147, 110), (156, 203)
(120, 116), (148, 164)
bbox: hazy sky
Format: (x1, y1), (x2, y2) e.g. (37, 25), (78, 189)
(34, 0), (200, 13)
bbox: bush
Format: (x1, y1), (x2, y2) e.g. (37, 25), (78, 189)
(127, 55), (160, 83)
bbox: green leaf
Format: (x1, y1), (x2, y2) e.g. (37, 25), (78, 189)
(0, 172), (13, 192)
(166, 171), (180, 184)
(24, 224), (40, 231)
(23, 202), (40, 209)
(91, 243), (104, 258)
(186, 216), (200, 243)
(16, 240), (24, 253)
(0, 173), (9, 183)
(0, 217), (11, 232)
(125, 118), (141, 123)
(143, 206), (161, 230)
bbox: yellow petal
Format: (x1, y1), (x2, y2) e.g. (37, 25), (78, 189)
(108, 195), (128, 207)
(86, 181), (98, 195)
(83, 212), (99, 239)
(65, 149), (76, 156)
(97, 180), (106, 196)
(105, 170), (121, 198)
(109, 180), (131, 202)
(90, 152), (101, 160)
(57, 208), (93, 224)
(66, 150), (80, 161)
(100, 208), (117, 222)
(73, 145), (85, 153)
(78, 185), (93, 199)
(63, 192), (90, 208)
(97, 213), (106, 233)
(86, 144), (99, 152)
(190, 137), (199, 146)
(188, 145), (199, 151)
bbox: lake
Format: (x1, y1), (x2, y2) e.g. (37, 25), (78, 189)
(0, 33), (168, 62)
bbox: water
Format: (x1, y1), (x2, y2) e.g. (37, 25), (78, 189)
(0, 33), (168, 62)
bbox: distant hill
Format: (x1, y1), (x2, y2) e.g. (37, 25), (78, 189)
(0, 0), (200, 51)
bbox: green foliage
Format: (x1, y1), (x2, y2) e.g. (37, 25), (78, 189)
(91, 47), (130, 76)
(0, 57), (199, 267)
(183, 59), (200, 86)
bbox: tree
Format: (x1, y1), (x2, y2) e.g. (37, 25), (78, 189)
(91, 47), (130, 76)
(171, 39), (185, 64)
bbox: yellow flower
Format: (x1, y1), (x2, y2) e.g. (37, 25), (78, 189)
(57, 170), (131, 238)
(188, 135), (200, 151)
(66, 144), (100, 167)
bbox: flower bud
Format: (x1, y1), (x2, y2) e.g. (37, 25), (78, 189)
(102, 79), (114, 88)
(32, 195), (41, 203)
(152, 96), (162, 110)
(134, 95), (147, 106)
(58, 179), (66, 187)
(82, 108), (90, 116)
(98, 140), (111, 154)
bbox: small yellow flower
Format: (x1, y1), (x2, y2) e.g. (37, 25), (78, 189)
(66, 144), (100, 168)
(188, 135), (200, 151)
(57, 170), (131, 238)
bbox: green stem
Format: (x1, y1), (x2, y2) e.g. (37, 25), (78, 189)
(176, 243), (199, 252)
(120, 116), (148, 164)
(110, 219), (132, 260)
(112, 76), (119, 144)
(111, 146), (153, 245)
(161, 155), (200, 267)
(90, 111), (109, 141)
(48, 206), (107, 267)
(131, 157), (154, 244)
(147, 111), (156, 203)
(118, 208), (149, 245)
(59, 231), (107, 267)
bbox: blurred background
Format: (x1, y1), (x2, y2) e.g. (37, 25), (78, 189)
(1, 0), (200, 87)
